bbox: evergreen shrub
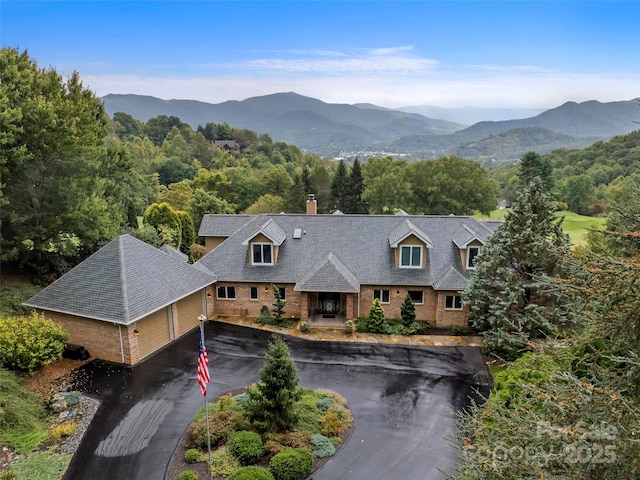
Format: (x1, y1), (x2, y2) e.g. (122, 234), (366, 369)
(269, 448), (313, 480)
(184, 448), (200, 464)
(227, 430), (264, 466)
(177, 470), (197, 480)
(228, 466), (274, 480)
(310, 433), (335, 458)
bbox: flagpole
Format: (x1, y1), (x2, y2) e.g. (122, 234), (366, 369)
(198, 314), (212, 470)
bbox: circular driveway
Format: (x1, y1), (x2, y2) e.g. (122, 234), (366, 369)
(63, 322), (490, 480)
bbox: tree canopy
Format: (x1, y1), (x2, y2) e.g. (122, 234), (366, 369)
(0, 47), (130, 278)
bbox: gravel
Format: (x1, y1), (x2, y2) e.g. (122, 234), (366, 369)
(60, 395), (101, 455)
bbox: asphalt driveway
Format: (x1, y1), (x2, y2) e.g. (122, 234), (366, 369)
(63, 322), (490, 480)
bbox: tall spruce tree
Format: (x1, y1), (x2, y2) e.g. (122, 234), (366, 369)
(330, 159), (350, 212)
(246, 334), (301, 433)
(463, 177), (576, 359)
(345, 158), (368, 213)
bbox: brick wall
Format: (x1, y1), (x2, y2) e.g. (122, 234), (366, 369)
(435, 291), (469, 327)
(358, 285), (438, 321)
(43, 310), (126, 364)
(213, 282), (302, 320)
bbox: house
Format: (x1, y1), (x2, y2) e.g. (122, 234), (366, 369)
(24, 196), (499, 365)
(197, 195), (498, 328)
(24, 235), (214, 365)
(213, 140), (240, 152)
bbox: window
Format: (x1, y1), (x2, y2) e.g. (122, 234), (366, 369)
(407, 290), (424, 304)
(400, 245), (422, 268)
(277, 287), (286, 300)
(251, 243), (273, 265)
(445, 295), (463, 310)
(249, 286), (258, 300)
(467, 246), (481, 269)
(217, 286), (236, 299)
(373, 289), (390, 304)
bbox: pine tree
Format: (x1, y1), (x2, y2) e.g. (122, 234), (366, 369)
(517, 151), (554, 193)
(368, 298), (386, 333)
(330, 159), (349, 212)
(463, 177), (576, 359)
(246, 334), (301, 433)
(345, 158), (368, 213)
(400, 294), (416, 326)
(271, 284), (286, 322)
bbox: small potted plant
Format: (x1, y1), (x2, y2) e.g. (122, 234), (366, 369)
(344, 320), (354, 334)
(300, 321), (309, 332)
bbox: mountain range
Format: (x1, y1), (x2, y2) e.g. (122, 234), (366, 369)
(101, 93), (640, 163)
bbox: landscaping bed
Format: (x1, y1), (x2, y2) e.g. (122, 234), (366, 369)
(167, 388), (352, 480)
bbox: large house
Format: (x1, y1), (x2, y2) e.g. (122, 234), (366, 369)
(25, 196), (499, 365)
(198, 195), (498, 328)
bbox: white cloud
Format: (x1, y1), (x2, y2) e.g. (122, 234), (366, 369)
(83, 47), (640, 109)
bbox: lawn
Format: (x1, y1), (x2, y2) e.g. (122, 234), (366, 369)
(477, 210), (605, 247)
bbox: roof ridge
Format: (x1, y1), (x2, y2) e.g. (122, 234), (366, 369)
(118, 235), (131, 324)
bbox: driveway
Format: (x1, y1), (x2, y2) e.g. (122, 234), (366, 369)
(63, 322), (490, 480)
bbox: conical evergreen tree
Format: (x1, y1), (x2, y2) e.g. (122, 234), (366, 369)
(400, 294), (416, 327)
(330, 159), (349, 212)
(345, 158), (368, 213)
(463, 177), (577, 359)
(368, 298), (386, 333)
(246, 334), (301, 433)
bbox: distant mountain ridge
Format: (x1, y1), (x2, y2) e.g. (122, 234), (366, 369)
(101, 93), (640, 162)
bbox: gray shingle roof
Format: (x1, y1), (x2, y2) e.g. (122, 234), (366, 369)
(197, 214), (495, 290)
(25, 234), (215, 325)
(432, 266), (469, 291)
(242, 219), (287, 246)
(295, 253), (359, 292)
(159, 244), (189, 262)
(198, 214), (253, 237)
(388, 219), (433, 248)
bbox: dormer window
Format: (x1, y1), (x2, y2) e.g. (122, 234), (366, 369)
(467, 246), (481, 270)
(252, 242), (273, 265)
(400, 245), (422, 268)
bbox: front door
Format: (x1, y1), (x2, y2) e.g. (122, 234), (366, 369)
(318, 292), (341, 314)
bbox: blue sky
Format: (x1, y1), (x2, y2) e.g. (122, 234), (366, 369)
(2, 1), (639, 109)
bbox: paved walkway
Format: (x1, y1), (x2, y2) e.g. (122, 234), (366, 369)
(213, 316), (484, 347)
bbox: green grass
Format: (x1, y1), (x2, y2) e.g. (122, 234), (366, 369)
(476, 210), (605, 247)
(7, 449), (70, 480)
(0, 282), (41, 317)
(0, 368), (48, 453)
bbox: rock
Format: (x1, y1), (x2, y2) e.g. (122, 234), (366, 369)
(52, 399), (68, 413)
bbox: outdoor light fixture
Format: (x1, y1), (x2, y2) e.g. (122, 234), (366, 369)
(198, 313), (207, 323)
(133, 328), (139, 336)
(207, 292), (212, 298)
(265, 287), (269, 293)
(396, 290), (400, 296)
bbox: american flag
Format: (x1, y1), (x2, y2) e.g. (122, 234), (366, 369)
(197, 330), (210, 396)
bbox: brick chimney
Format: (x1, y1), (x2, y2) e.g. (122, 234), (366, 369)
(306, 193), (317, 214)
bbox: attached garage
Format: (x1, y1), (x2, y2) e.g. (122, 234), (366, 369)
(135, 307), (172, 360)
(25, 235), (216, 365)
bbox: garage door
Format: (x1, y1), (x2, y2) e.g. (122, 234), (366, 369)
(136, 307), (171, 359)
(176, 292), (204, 337)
